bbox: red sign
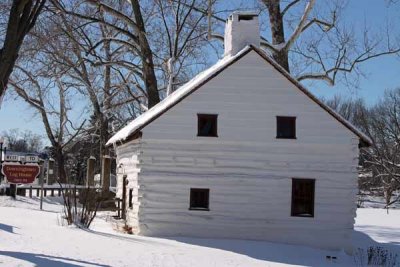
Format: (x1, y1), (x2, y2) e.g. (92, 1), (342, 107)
(1, 163), (40, 184)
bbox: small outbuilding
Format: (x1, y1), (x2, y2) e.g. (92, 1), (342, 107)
(107, 11), (371, 251)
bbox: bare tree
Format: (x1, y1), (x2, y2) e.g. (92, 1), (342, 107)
(326, 90), (400, 209)
(152, 0), (210, 95)
(42, 0), (212, 166)
(10, 71), (86, 183)
(51, 0), (212, 106)
(44, 2), (142, 163)
(50, 0), (161, 109)
(0, 0), (46, 103)
(1, 129), (43, 152)
(8, 17), (87, 183)
(359, 89), (400, 209)
(187, 0), (400, 87)
(324, 95), (366, 125)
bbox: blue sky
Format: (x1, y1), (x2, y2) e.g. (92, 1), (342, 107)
(306, 0), (400, 103)
(1, 0), (399, 140)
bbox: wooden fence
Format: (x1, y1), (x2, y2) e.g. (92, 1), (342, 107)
(0, 184), (116, 198)
(0, 184), (122, 217)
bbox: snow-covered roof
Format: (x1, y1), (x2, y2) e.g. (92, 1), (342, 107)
(107, 45), (372, 147)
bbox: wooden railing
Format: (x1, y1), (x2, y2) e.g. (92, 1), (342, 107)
(0, 184), (116, 198)
(19, 185), (90, 198)
(0, 184), (122, 217)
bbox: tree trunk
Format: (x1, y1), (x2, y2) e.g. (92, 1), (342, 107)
(0, 0), (46, 100)
(0, 48), (18, 101)
(100, 32), (111, 159)
(99, 115), (109, 160)
(385, 187), (393, 208)
(263, 0), (290, 72)
(130, 0), (160, 108)
(54, 144), (67, 184)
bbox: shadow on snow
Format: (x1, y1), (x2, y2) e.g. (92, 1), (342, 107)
(0, 251), (110, 267)
(0, 223), (19, 234)
(164, 230), (399, 266)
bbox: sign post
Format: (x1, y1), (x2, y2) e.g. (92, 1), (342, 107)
(1, 162), (40, 199)
(39, 160), (45, 210)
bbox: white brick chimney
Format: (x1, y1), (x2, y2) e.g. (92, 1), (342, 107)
(224, 11), (260, 56)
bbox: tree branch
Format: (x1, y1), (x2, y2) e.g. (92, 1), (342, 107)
(284, 0), (316, 51)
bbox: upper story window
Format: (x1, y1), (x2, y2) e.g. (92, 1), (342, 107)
(276, 116), (296, 139)
(190, 188), (210, 210)
(198, 114), (218, 137)
(291, 178), (315, 217)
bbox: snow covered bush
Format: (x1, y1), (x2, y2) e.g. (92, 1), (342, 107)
(354, 246), (399, 267)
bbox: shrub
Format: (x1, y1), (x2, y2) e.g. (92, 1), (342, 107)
(59, 183), (103, 228)
(354, 246), (399, 267)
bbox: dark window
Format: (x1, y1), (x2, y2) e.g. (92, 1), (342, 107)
(277, 116), (296, 139)
(238, 14), (256, 21)
(291, 178), (315, 217)
(197, 114), (218, 137)
(190, 188), (210, 210)
(129, 189), (133, 209)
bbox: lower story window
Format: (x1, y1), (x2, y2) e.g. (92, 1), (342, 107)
(291, 178), (315, 217)
(190, 188), (210, 210)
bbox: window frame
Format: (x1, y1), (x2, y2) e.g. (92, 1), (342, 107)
(197, 114), (218, 137)
(189, 188), (210, 211)
(276, 116), (297, 139)
(128, 188), (133, 209)
(291, 178), (315, 218)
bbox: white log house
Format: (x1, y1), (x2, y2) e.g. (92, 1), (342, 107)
(107, 11), (371, 251)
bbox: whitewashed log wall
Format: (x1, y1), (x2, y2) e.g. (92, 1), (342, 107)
(115, 141), (141, 231)
(117, 51), (359, 251)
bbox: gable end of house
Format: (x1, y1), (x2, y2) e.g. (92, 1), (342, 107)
(108, 45), (371, 147)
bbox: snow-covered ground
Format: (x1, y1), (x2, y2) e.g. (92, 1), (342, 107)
(0, 196), (399, 267)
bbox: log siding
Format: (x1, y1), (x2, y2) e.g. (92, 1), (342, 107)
(115, 50), (360, 251)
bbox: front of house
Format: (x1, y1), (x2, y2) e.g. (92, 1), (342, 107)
(107, 12), (371, 251)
